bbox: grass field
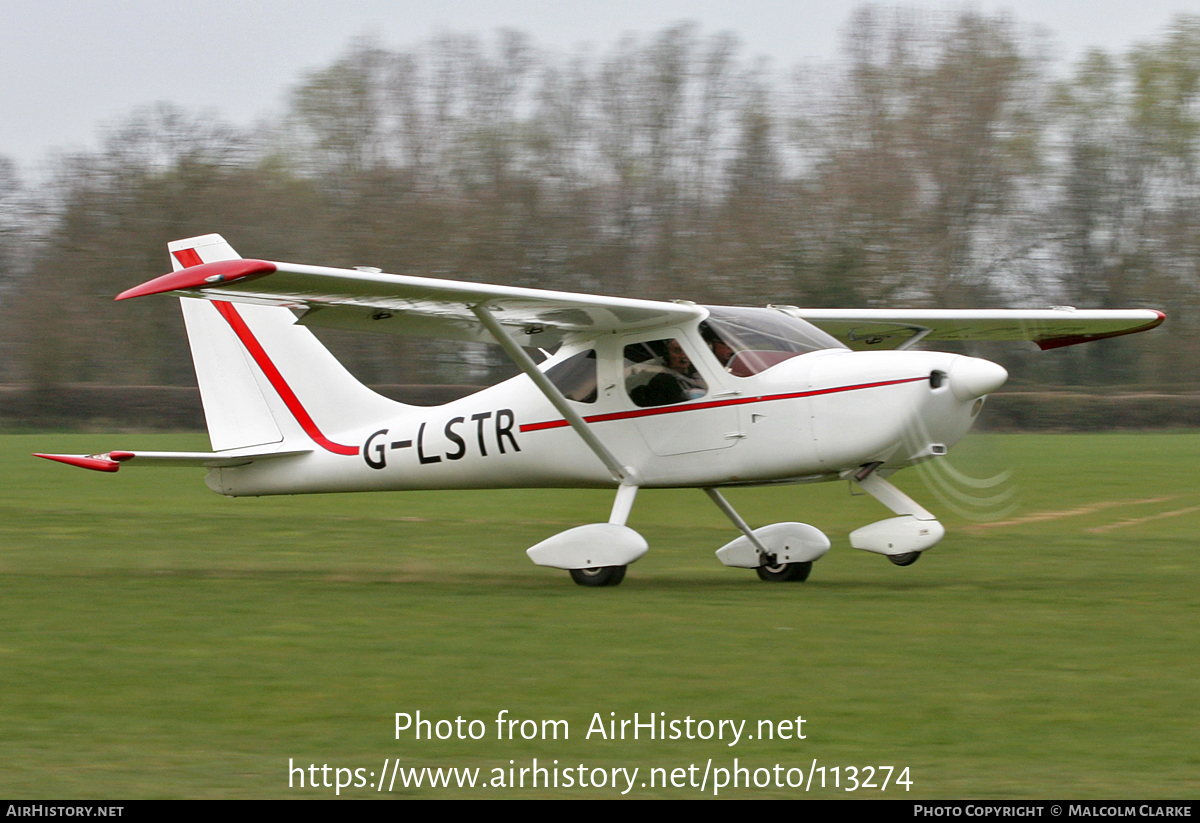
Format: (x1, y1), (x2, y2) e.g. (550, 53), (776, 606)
(2, 432), (1198, 798)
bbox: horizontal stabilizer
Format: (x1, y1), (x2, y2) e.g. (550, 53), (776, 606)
(34, 448), (311, 473)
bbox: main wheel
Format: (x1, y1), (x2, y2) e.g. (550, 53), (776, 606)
(756, 561), (813, 582)
(888, 552), (921, 567)
(570, 565), (627, 587)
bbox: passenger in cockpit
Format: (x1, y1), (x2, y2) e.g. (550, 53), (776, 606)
(629, 338), (707, 407)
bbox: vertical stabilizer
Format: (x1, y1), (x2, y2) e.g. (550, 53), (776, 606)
(180, 297), (284, 451)
(169, 234), (406, 453)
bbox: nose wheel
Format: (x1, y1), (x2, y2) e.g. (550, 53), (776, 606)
(756, 560), (812, 582)
(888, 552), (921, 567)
(570, 565), (627, 587)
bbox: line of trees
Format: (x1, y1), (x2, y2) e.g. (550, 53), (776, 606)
(1, 8), (1197, 395)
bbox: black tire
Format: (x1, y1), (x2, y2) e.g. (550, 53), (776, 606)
(755, 561), (813, 582)
(569, 565), (627, 587)
(888, 552), (921, 567)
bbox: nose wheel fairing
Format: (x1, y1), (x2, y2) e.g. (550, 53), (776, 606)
(846, 468), (945, 560)
(849, 515), (945, 556)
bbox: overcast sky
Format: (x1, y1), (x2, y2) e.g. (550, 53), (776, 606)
(2, 0), (1196, 176)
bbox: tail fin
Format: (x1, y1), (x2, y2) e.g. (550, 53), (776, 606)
(170, 234), (404, 453)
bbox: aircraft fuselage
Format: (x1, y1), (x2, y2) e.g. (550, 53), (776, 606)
(206, 339), (1002, 497)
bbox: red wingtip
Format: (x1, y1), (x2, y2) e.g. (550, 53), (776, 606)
(1037, 310), (1167, 350)
(34, 453), (121, 472)
(115, 259), (276, 301)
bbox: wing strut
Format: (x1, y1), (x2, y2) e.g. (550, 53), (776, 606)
(894, 327), (932, 351)
(470, 304), (638, 486)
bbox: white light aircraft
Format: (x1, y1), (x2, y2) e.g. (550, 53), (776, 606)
(37, 234), (1164, 586)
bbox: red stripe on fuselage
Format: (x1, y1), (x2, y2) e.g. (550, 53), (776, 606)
(519, 376), (930, 433)
(172, 247), (358, 456)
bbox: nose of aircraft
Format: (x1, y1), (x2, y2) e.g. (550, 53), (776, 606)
(948, 356), (1008, 401)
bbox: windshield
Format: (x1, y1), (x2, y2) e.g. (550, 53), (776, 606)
(700, 307), (846, 377)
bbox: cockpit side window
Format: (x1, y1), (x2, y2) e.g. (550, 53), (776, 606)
(623, 338), (708, 408)
(544, 349), (598, 403)
(700, 307), (846, 376)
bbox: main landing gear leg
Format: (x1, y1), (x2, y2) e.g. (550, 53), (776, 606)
(568, 484), (640, 587)
(704, 488), (829, 583)
(525, 484), (644, 587)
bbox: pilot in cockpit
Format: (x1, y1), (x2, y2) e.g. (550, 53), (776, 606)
(700, 323), (737, 369)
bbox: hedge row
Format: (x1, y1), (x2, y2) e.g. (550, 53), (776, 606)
(977, 392), (1200, 431)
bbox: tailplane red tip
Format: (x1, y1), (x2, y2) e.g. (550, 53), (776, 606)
(33, 453), (121, 472)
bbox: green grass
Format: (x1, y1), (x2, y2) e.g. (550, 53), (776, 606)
(2, 433), (1199, 798)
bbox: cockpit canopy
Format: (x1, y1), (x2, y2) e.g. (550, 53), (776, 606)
(541, 306), (846, 410)
(700, 307), (847, 376)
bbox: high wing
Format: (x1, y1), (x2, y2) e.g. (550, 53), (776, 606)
(788, 308), (1165, 351)
(117, 253), (704, 348)
(116, 240), (1163, 351)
